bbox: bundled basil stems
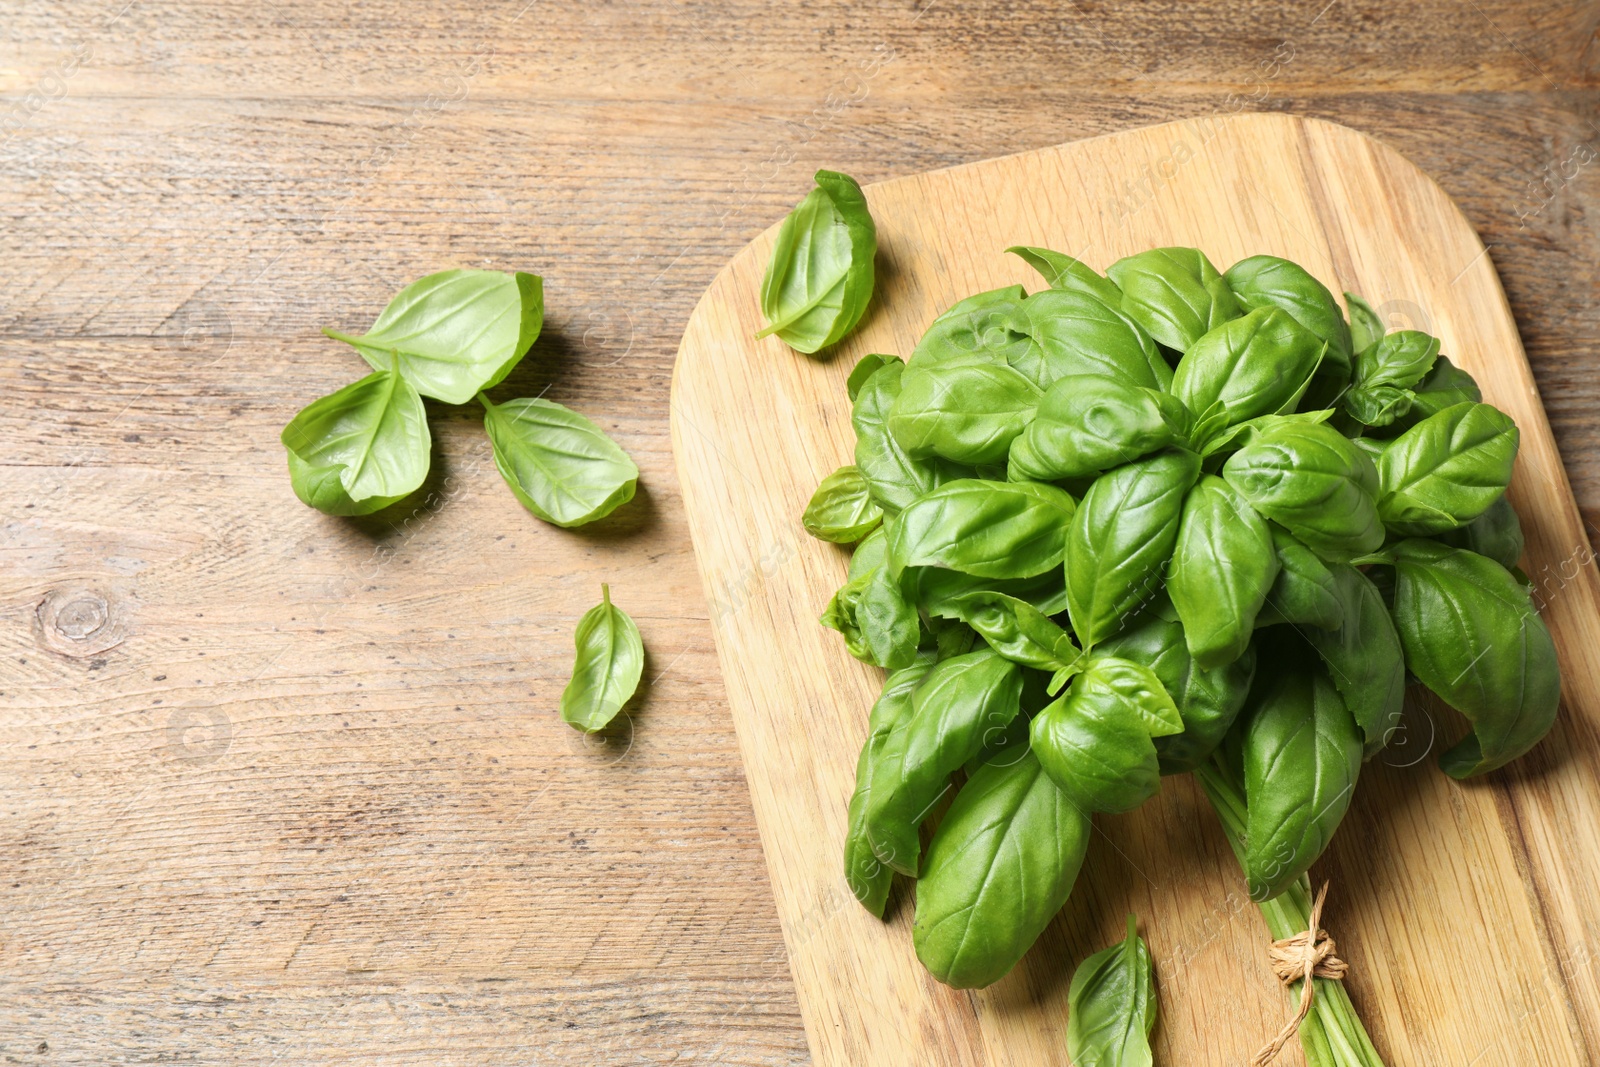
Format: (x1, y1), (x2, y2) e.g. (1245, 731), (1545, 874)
(790, 231), (1558, 1063)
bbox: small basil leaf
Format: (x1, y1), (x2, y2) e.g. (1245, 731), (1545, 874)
(1391, 539), (1560, 777)
(933, 590), (1080, 672)
(912, 744), (1091, 989)
(1007, 245), (1123, 306)
(1169, 476), (1279, 668)
(757, 169), (876, 354)
(1304, 563), (1407, 754)
(844, 663), (929, 916)
(1344, 330), (1440, 427)
(1171, 307), (1326, 451)
(1066, 914), (1158, 1067)
(851, 360), (969, 513)
(1224, 254), (1354, 385)
(1010, 375), (1190, 481)
(1344, 292), (1384, 355)
(889, 358), (1043, 465)
(1377, 401), (1519, 535)
(324, 270), (542, 405)
(820, 564), (920, 670)
(1437, 494), (1524, 570)
(1221, 419), (1384, 561)
(480, 395), (638, 528)
(1256, 527), (1343, 630)
(847, 525), (890, 580)
(887, 478), (1077, 581)
(1106, 246), (1241, 353)
(281, 368), (430, 515)
(1018, 288), (1172, 390)
(846, 353), (898, 402)
(802, 464), (883, 543)
(911, 286), (1043, 384)
(560, 584), (644, 732)
(904, 565), (1069, 620)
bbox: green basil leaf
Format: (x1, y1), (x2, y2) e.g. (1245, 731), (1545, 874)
(933, 590), (1080, 672)
(1344, 330), (1440, 427)
(1437, 494), (1524, 570)
(560, 584), (644, 732)
(1391, 539), (1560, 777)
(1171, 307), (1326, 451)
(1066, 449), (1201, 647)
(1007, 245), (1123, 306)
(1106, 246), (1241, 352)
(1224, 254), (1354, 385)
(1066, 914), (1158, 1067)
(1010, 375), (1190, 481)
(889, 358), (1043, 465)
(1377, 401), (1519, 535)
(1344, 292), (1384, 355)
(1256, 527), (1342, 630)
(1169, 476), (1279, 668)
(1221, 420), (1384, 561)
(847, 525), (889, 580)
(887, 478), (1077, 581)
(480, 395), (638, 528)
(1031, 656), (1183, 813)
(903, 565), (1068, 619)
(912, 744), (1090, 989)
(1197, 409), (1335, 460)
(756, 169), (876, 353)
(1018, 288), (1172, 390)
(865, 648), (1023, 876)
(820, 564), (920, 669)
(911, 286), (1044, 383)
(852, 360), (968, 513)
(1304, 563), (1407, 755)
(1398, 355), (1481, 426)
(324, 270), (542, 405)
(846, 353), (898, 402)
(802, 464), (883, 543)
(281, 367), (430, 515)
(844, 663), (929, 916)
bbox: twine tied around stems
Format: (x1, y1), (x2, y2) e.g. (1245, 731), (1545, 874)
(1252, 882), (1349, 1066)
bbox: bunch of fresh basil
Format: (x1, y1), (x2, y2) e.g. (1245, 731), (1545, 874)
(811, 245), (1560, 1017)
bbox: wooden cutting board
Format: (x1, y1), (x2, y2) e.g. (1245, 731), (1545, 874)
(669, 113), (1600, 1066)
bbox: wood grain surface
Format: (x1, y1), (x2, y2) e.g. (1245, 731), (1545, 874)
(4, 3), (1600, 1064)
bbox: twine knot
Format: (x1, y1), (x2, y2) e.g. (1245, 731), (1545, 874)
(1252, 882), (1348, 1067)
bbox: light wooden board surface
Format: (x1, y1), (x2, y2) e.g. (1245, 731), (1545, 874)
(672, 112), (1600, 1066)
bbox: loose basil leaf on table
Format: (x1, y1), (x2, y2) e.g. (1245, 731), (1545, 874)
(888, 357), (1043, 465)
(1376, 401), (1519, 535)
(1066, 914), (1158, 1067)
(1006, 245), (1124, 306)
(756, 169), (876, 354)
(1345, 291), (1384, 355)
(1221, 419), (1384, 561)
(802, 464), (883, 543)
(560, 584), (645, 733)
(1098, 603), (1256, 774)
(1171, 307), (1326, 451)
(932, 590), (1080, 673)
(479, 395), (638, 528)
(846, 353), (897, 402)
(886, 478), (1077, 581)
(910, 286), (1043, 384)
(1224, 254), (1354, 384)
(1241, 655), (1364, 902)
(844, 662), (930, 916)
(852, 359), (968, 513)
(1395, 355), (1481, 427)
(1065, 448), (1201, 648)
(1031, 655), (1184, 814)
(1009, 374), (1190, 482)
(1106, 246), (1241, 352)
(864, 648), (1024, 876)
(1168, 475), (1280, 669)
(1389, 539), (1560, 777)
(282, 367), (431, 516)
(1343, 329), (1441, 427)
(1255, 526), (1343, 630)
(324, 269), (543, 405)
(1304, 562), (1407, 754)
(912, 744), (1091, 989)
(1017, 288), (1172, 390)
(1437, 493), (1524, 569)
(820, 564), (920, 670)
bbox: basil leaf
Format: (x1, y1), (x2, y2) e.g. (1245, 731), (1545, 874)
(1031, 655), (1184, 814)
(757, 169), (876, 353)
(1256, 527), (1343, 630)
(324, 270), (542, 405)
(560, 584), (644, 732)
(887, 478), (1077, 581)
(1007, 245), (1123, 306)
(281, 367), (430, 516)
(1221, 419), (1384, 561)
(1224, 254), (1354, 385)
(1437, 494), (1524, 570)
(911, 286), (1043, 384)
(912, 745), (1091, 989)
(932, 590), (1080, 672)
(1009, 375), (1190, 482)
(1344, 330), (1440, 427)
(846, 353), (897, 402)
(1066, 914), (1158, 1067)
(1377, 401), (1519, 535)
(851, 360), (968, 513)
(903, 565), (1068, 619)
(821, 564), (920, 670)
(1344, 291), (1384, 355)
(1171, 307), (1326, 451)
(1304, 563), (1407, 755)
(844, 663), (929, 916)
(1018, 288), (1172, 390)
(1169, 476), (1279, 668)
(480, 395), (638, 528)
(1391, 539), (1560, 777)
(1197, 408), (1335, 460)
(1066, 449), (1201, 648)
(1106, 246), (1241, 352)
(889, 358), (1043, 465)
(1399, 355), (1481, 426)
(802, 464), (883, 543)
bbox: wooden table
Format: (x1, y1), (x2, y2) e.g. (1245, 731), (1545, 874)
(2, 3), (1597, 1063)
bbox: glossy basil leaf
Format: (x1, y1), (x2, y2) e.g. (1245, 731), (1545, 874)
(851, 360), (968, 513)
(1437, 494), (1524, 570)
(1066, 914), (1158, 1067)
(560, 584), (644, 732)
(1377, 401), (1519, 535)
(1007, 245), (1123, 306)
(282, 368), (430, 516)
(904, 565), (1069, 620)
(1344, 330), (1440, 427)
(1169, 476), (1279, 668)
(844, 663), (928, 916)
(1031, 656), (1183, 813)
(1098, 605), (1256, 774)
(1345, 292), (1384, 355)
(1242, 658), (1363, 901)
(324, 270), (542, 405)
(1304, 563), (1407, 754)
(847, 525), (889, 579)
(1018, 288), (1172, 390)
(820, 564), (920, 669)
(1171, 307), (1326, 451)
(1256, 527), (1342, 630)
(933, 590), (1080, 673)
(1197, 409), (1335, 460)
(480, 395), (638, 528)
(1391, 539), (1560, 777)
(1009, 375), (1190, 481)
(911, 286), (1044, 384)
(847, 353), (898, 402)
(756, 169), (876, 354)
(865, 648), (1023, 876)
(1221, 420), (1384, 561)
(889, 358), (1043, 465)
(1066, 449), (1201, 648)
(1399, 355), (1481, 426)
(912, 745), (1090, 989)
(1224, 254), (1353, 384)
(1106, 246), (1241, 352)
(802, 464), (883, 543)
(887, 478), (1077, 581)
